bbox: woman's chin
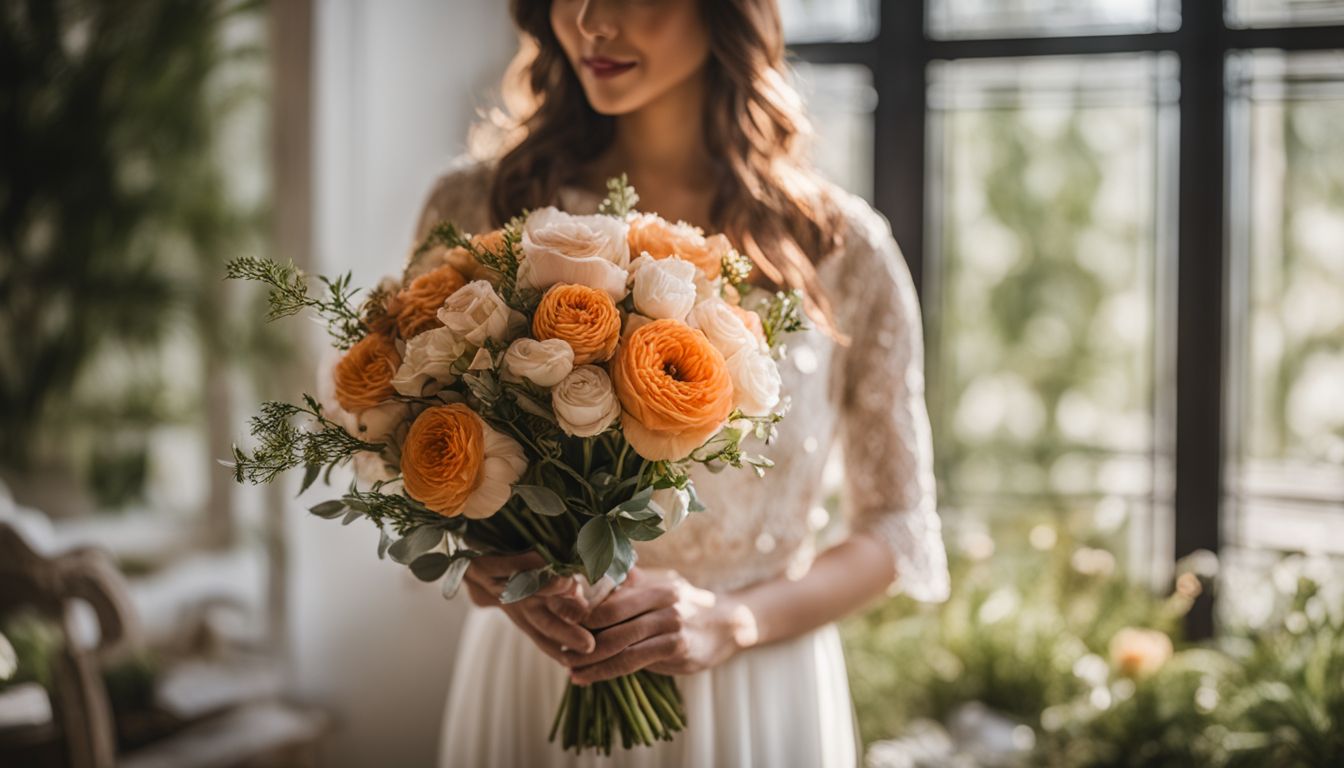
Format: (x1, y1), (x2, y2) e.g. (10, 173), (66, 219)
(580, 86), (646, 117)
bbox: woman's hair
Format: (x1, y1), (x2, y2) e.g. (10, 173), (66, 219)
(475, 0), (848, 338)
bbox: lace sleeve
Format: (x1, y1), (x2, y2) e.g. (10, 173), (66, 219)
(839, 209), (950, 603)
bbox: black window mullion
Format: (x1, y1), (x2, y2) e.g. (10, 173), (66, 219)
(1174, 1), (1228, 640)
(873, 0), (928, 296)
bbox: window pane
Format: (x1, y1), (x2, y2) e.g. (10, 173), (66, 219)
(779, 0), (878, 43)
(1227, 0), (1344, 28)
(928, 0), (1180, 39)
(790, 63), (876, 202)
(926, 53), (1179, 575)
(1225, 50), (1344, 558)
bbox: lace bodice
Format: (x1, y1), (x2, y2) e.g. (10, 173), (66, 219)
(409, 159), (949, 603)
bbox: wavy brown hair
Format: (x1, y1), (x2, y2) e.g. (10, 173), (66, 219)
(477, 0), (848, 339)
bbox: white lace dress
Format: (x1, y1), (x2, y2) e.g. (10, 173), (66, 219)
(415, 160), (949, 768)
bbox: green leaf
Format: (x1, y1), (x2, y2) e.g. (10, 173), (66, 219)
(298, 463), (321, 496)
(618, 517), (663, 542)
(613, 485), (654, 515)
(409, 552), (451, 582)
(513, 484), (566, 517)
(605, 528), (636, 586)
(340, 507), (363, 525)
(377, 528), (392, 560)
(577, 516), (616, 583)
(687, 483), (705, 513)
(388, 526), (444, 564)
(441, 556), (472, 600)
(309, 500), (346, 519)
(500, 568), (545, 604)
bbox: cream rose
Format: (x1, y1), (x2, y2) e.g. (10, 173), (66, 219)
(521, 206), (630, 300)
(336, 399), (411, 450)
(503, 338), (574, 387)
(630, 254), (698, 322)
(689, 297), (762, 359)
(437, 280), (525, 346)
(552, 365), (621, 437)
(392, 327), (467, 397)
(650, 487), (691, 533)
(460, 424), (529, 519)
(725, 347), (781, 416)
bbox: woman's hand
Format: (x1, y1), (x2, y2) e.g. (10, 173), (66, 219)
(561, 567), (757, 685)
(463, 552), (597, 662)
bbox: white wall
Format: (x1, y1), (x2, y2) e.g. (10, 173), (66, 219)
(290, 4), (513, 767)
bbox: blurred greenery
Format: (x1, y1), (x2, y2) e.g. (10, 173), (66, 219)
(842, 530), (1344, 767)
(0, 0), (270, 509)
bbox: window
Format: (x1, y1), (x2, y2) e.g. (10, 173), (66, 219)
(783, 2), (1344, 635)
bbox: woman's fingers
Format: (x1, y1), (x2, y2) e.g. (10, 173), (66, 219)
(583, 578), (679, 629)
(560, 607), (679, 668)
(569, 633), (685, 685)
(521, 603), (596, 655)
(464, 577), (495, 608)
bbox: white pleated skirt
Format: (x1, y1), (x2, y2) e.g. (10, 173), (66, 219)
(438, 605), (859, 767)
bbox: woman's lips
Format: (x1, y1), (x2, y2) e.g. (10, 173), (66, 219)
(582, 56), (636, 79)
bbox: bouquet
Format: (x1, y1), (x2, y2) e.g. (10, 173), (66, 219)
(225, 176), (805, 753)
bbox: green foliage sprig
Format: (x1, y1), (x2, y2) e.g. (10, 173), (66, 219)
(755, 289), (810, 352)
(598, 173), (640, 218)
(225, 256), (366, 349)
(225, 393), (379, 485)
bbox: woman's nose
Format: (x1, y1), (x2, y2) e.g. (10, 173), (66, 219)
(576, 0), (618, 41)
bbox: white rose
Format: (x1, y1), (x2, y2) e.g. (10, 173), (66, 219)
(437, 280), (525, 346)
(552, 365), (621, 437)
(503, 338), (574, 387)
(650, 487), (691, 533)
(631, 255), (698, 321)
(392, 327), (467, 397)
(352, 450), (398, 488)
(520, 206), (630, 300)
(725, 347), (781, 416)
(459, 424), (529, 519)
(689, 297), (761, 359)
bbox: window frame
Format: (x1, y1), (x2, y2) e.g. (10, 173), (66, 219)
(788, 1), (1344, 638)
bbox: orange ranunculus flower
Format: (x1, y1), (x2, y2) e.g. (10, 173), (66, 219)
(532, 284), (621, 365)
(401, 404), (527, 518)
(610, 319), (734, 461)
(627, 212), (730, 280)
(401, 404), (484, 516)
(471, 229), (507, 256)
(391, 265), (467, 339)
(334, 333), (401, 413)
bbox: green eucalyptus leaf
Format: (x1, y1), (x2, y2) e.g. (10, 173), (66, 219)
(409, 552), (451, 582)
(513, 484), (566, 517)
(500, 568), (545, 604)
(605, 528), (636, 586)
(441, 556), (472, 600)
(618, 517), (663, 542)
(340, 507), (363, 525)
(377, 528), (392, 560)
(309, 500), (346, 519)
(298, 463), (321, 496)
(388, 526), (444, 564)
(687, 483), (705, 513)
(617, 507), (660, 522)
(613, 485), (654, 515)
(577, 516), (616, 583)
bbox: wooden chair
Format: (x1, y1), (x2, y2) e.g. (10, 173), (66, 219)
(0, 523), (326, 768)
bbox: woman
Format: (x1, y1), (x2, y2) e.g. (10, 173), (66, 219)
(417, 0), (949, 765)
